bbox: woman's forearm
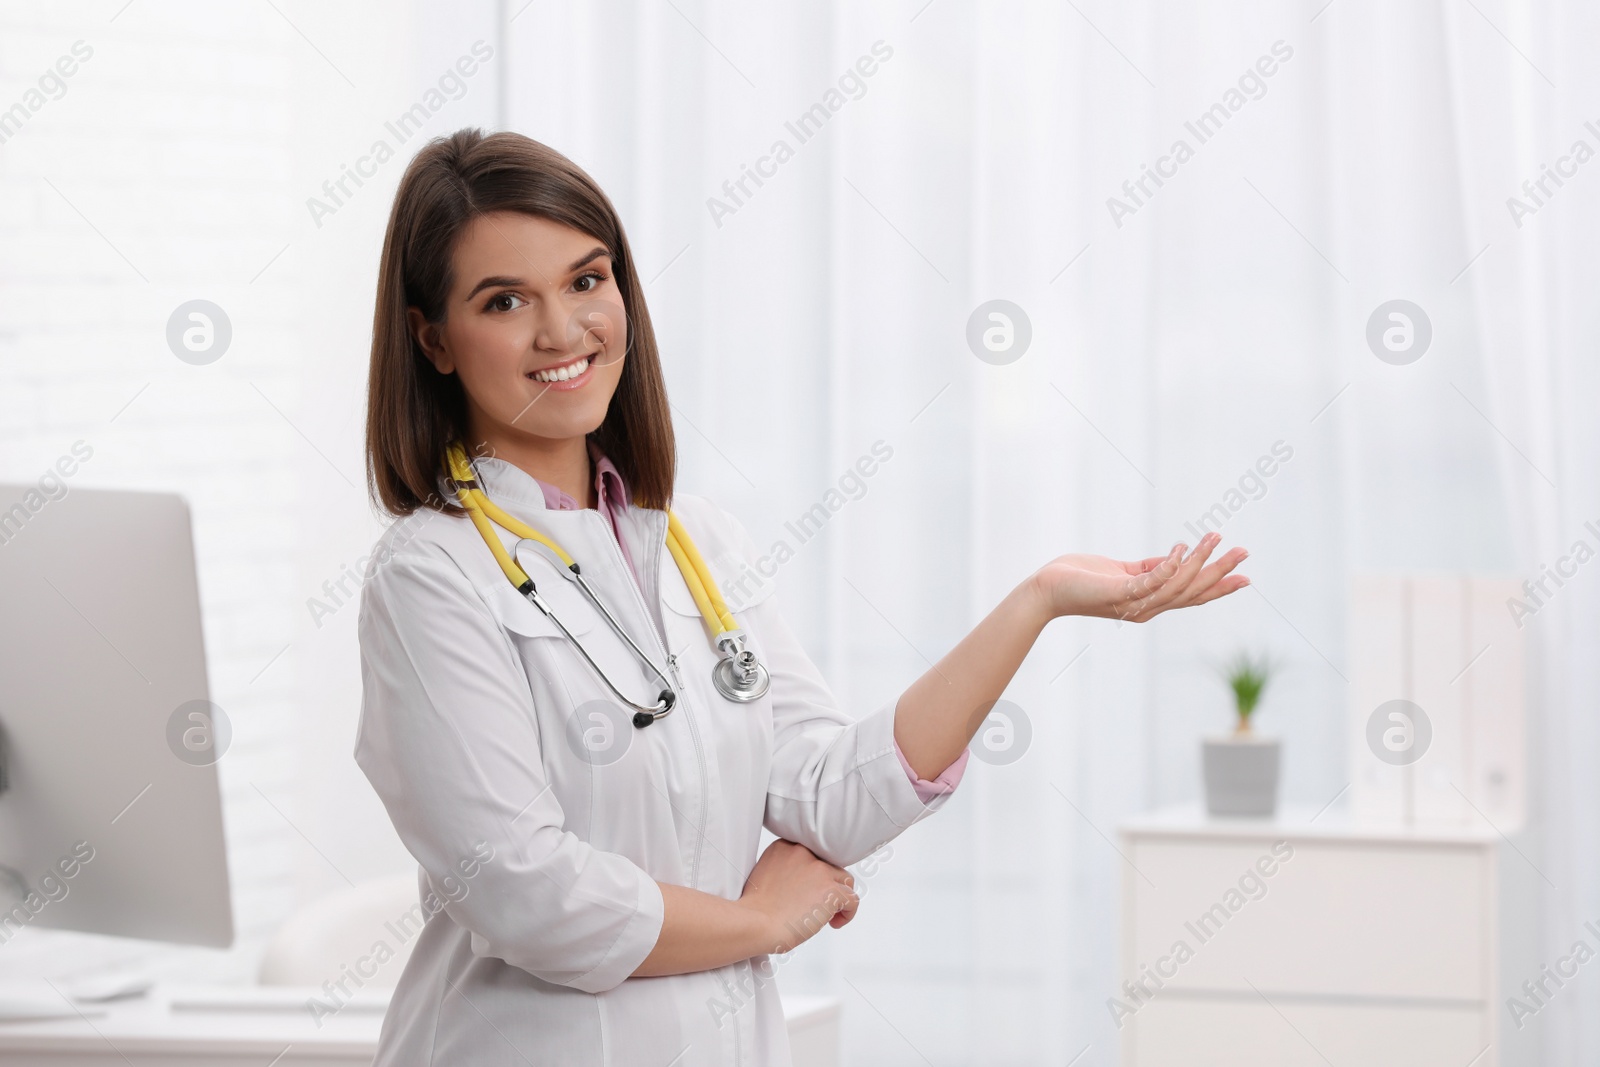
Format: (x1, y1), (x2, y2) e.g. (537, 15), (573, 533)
(893, 577), (1053, 780)
(633, 883), (773, 977)
(635, 837), (861, 978)
(892, 537), (1249, 779)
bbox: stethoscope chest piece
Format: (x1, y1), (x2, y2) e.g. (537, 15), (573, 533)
(711, 640), (770, 703)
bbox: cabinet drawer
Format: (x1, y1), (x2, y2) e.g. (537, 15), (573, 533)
(1125, 995), (1490, 1067)
(1124, 836), (1492, 1000)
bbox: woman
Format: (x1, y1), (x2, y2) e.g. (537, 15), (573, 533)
(356, 128), (1248, 1066)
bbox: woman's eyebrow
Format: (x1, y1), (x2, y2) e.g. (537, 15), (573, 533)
(462, 250), (609, 301)
(464, 275), (523, 301)
(568, 246), (610, 271)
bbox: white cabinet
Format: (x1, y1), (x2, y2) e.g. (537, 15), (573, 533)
(1117, 805), (1499, 1067)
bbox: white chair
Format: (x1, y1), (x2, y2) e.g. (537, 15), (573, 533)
(258, 873), (420, 988)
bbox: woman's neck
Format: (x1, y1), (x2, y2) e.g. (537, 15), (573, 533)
(470, 424), (593, 508)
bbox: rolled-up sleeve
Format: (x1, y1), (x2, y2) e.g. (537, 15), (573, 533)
(354, 551), (663, 994)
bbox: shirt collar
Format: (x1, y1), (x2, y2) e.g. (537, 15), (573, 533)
(590, 439), (631, 510)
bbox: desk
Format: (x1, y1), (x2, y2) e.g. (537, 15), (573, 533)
(0, 985), (841, 1067)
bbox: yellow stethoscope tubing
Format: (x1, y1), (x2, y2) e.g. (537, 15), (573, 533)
(447, 443), (737, 645)
(446, 444), (574, 582)
(447, 443), (682, 725)
(665, 511), (738, 641)
(444, 442), (766, 725)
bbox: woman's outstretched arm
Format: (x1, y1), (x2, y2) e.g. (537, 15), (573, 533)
(894, 531), (1249, 779)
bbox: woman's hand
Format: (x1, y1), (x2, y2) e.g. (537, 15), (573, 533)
(738, 840), (858, 954)
(1032, 530), (1248, 623)
(635, 840), (857, 976)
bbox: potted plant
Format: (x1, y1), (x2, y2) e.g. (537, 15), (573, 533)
(1201, 653), (1280, 817)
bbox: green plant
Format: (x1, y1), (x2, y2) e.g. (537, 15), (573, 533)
(1222, 652), (1273, 735)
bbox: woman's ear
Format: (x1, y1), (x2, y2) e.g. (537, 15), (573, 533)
(406, 306), (453, 374)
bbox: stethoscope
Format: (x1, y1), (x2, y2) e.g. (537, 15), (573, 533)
(445, 443), (771, 728)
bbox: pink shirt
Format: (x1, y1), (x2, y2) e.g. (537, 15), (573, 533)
(533, 445), (968, 804)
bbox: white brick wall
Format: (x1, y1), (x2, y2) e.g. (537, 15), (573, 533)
(0, 2), (301, 982)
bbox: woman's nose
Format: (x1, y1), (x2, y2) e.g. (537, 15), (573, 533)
(529, 301), (568, 353)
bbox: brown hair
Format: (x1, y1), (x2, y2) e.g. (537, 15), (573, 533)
(365, 128), (675, 516)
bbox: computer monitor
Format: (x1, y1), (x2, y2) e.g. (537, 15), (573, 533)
(0, 484), (233, 954)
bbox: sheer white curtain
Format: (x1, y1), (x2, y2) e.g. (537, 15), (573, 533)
(506, 1), (1597, 1063)
(1444, 2), (1600, 1063)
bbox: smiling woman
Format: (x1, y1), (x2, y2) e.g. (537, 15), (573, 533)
(365, 131), (674, 513)
(353, 128), (1249, 1067)
(405, 214), (636, 496)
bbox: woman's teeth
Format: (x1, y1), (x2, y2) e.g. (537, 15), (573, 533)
(530, 356), (591, 383)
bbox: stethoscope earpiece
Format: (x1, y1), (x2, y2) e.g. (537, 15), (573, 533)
(633, 690), (676, 729)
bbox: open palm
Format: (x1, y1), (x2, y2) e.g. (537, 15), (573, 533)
(1034, 532), (1249, 623)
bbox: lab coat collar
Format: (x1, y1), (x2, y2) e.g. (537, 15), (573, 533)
(451, 443), (631, 514)
(453, 454), (551, 511)
(444, 441), (630, 515)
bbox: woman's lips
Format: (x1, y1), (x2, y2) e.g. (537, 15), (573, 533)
(526, 353), (595, 391)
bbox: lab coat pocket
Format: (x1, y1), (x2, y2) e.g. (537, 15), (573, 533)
(479, 543), (621, 787)
(658, 541), (776, 621)
(480, 540), (598, 641)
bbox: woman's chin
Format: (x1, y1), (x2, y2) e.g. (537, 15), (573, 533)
(504, 408), (610, 442)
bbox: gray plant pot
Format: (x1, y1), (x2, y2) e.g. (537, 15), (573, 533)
(1202, 735), (1280, 818)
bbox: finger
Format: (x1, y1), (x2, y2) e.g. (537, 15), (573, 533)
(1119, 545), (1184, 610)
(1160, 544), (1243, 606)
(1174, 533), (1223, 585)
(1186, 572), (1250, 606)
(1147, 533), (1222, 608)
(830, 891), (860, 928)
(1118, 542), (1195, 619)
(1175, 547), (1248, 605)
(1128, 550), (1177, 575)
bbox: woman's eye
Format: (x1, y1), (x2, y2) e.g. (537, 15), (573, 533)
(488, 292), (525, 312)
(574, 271), (606, 293)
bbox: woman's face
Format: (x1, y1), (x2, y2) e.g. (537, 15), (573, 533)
(409, 211), (628, 450)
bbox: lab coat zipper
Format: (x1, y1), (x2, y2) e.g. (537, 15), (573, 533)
(585, 509), (712, 893)
(674, 650), (711, 892)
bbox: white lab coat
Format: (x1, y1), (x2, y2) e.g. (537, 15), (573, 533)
(355, 456), (955, 1066)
